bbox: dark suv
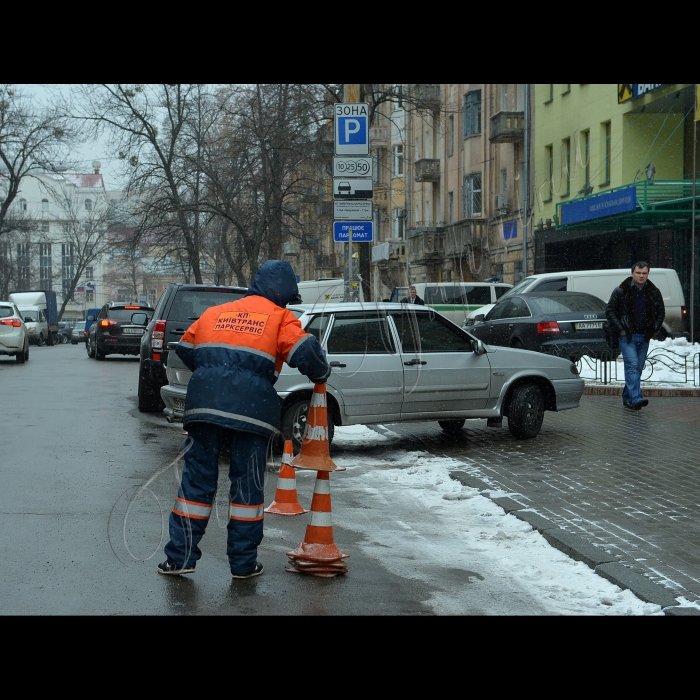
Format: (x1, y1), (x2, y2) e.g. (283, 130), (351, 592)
(137, 283), (247, 412)
(87, 303), (155, 361)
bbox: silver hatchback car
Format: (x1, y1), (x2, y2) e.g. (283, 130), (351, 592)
(161, 303), (584, 447)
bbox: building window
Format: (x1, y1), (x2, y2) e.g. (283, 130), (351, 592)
(85, 266), (94, 279)
(544, 145), (553, 201)
(39, 243), (52, 290)
(562, 138), (571, 196)
(463, 90), (482, 137)
(424, 129), (431, 159)
(603, 121), (611, 184)
(85, 199), (92, 211)
(463, 172), (482, 217)
(148, 289), (157, 307)
(393, 208), (405, 239)
(17, 243), (30, 288)
(373, 148), (382, 184)
(19, 198), (27, 211)
(41, 223), (49, 233)
(63, 199), (71, 211)
(117, 289), (130, 303)
(448, 115), (454, 157)
(86, 290), (94, 302)
(501, 84), (508, 111)
(392, 144), (404, 177)
(41, 199), (49, 211)
(61, 243), (75, 300)
(448, 192), (454, 223)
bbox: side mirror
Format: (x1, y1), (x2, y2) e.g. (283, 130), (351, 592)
(472, 338), (487, 355)
(474, 313), (485, 323)
(131, 312), (148, 326)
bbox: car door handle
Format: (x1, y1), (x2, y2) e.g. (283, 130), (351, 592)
(329, 361), (346, 368)
(170, 329), (185, 335)
(404, 359), (427, 366)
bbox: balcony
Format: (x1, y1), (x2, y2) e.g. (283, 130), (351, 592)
(414, 158), (440, 183)
(414, 84), (441, 112)
(407, 226), (445, 263)
(444, 219), (488, 256)
(369, 125), (388, 148)
(489, 111), (525, 143)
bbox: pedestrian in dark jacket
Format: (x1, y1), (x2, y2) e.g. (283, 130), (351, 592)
(605, 261), (665, 410)
(400, 285), (425, 305)
(158, 260), (331, 579)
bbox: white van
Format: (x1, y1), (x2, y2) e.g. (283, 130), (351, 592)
(391, 282), (512, 326)
(473, 268), (686, 337)
(296, 278), (364, 306)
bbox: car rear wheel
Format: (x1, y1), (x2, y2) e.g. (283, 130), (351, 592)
(438, 419), (466, 433)
(38, 333), (45, 346)
(508, 383), (544, 439)
(95, 342), (105, 360)
(86, 337), (95, 358)
(138, 369), (165, 412)
(281, 398), (334, 452)
(16, 341), (28, 364)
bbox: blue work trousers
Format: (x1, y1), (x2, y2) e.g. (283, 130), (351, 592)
(618, 333), (649, 406)
(164, 423), (268, 575)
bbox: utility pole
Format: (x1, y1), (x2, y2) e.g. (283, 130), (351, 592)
(522, 83), (530, 277)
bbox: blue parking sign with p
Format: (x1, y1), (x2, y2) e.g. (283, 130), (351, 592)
(335, 103), (370, 155)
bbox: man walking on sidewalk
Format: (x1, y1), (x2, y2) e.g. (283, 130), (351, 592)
(605, 261), (665, 410)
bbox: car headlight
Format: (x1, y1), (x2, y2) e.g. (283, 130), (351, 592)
(570, 363), (580, 376)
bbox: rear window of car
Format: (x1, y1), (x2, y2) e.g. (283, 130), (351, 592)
(169, 290), (246, 322)
(108, 308), (154, 321)
(0, 306), (15, 318)
(530, 294), (606, 314)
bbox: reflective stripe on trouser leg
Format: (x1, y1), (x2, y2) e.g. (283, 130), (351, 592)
(164, 422), (224, 568)
(226, 432), (268, 575)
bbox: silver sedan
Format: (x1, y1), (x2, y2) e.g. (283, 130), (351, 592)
(160, 303), (584, 446)
(0, 302), (29, 363)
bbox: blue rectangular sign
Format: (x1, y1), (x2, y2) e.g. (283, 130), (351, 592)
(333, 221), (373, 242)
(560, 186), (637, 226)
(503, 221), (517, 240)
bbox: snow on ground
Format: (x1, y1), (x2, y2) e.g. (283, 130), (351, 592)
(580, 337), (700, 388)
(329, 446), (663, 615)
(332, 424), (388, 446)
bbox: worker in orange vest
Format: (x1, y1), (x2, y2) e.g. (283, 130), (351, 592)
(158, 260), (330, 579)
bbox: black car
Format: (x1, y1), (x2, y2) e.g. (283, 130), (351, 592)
(57, 322), (73, 344)
(468, 291), (611, 361)
(87, 303), (155, 361)
(138, 283), (247, 412)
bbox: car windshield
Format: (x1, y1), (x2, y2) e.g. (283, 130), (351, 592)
(22, 310), (38, 321)
(530, 293), (606, 314)
(108, 308), (153, 322)
(0, 306), (15, 318)
(170, 290), (246, 322)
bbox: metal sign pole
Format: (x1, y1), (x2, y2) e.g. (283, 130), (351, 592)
(692, 84), (697, 344)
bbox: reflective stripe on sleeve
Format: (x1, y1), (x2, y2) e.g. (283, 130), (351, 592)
(173, 497), (212, 520)
(286, 334), (311, 364)
(184, 408), (277, 434)
(178, 340), (194, 349)
(229, 503), (265, 521)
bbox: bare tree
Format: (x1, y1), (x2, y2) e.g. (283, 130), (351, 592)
(0, 84), (73, 238)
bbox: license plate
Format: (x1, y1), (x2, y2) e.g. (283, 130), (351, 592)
(173, 398), (185, 412)
(575, 322), (603, 330)
(123, 328), (144, 334)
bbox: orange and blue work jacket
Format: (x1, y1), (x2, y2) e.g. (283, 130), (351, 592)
(176, 294), (330, 437)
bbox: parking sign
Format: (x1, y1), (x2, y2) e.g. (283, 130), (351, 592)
(334, 103), (369, 155)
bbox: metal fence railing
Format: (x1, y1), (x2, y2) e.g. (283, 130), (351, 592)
(578, 348), (700, 387)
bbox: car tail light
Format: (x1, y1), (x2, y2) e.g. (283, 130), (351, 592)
(100, 319), (118, 327)
(152, 319), (166, 352)
(0, 318), (22, 327)
(537, 321), (560, 334)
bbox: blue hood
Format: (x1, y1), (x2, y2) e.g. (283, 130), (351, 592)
(245, 260), (302, 308)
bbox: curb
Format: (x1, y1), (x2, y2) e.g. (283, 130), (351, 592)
(584, 385), (700, 397)
(450, 470), (700, 615)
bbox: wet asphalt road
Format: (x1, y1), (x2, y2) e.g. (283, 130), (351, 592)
(0, 343), (670, 615)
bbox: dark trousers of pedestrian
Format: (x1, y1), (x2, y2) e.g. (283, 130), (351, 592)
(164, 423), (267, 576)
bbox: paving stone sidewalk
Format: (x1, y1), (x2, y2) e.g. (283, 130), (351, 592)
(377, 395), (700, 605)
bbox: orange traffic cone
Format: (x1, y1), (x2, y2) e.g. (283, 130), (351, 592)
(286, 471), (349, 574)
(264, 440), (308, 516)
(290, 383), (340, 472)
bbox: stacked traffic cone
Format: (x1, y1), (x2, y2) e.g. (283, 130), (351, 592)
(291, 383), (341, 472)
(286, 471), (348, 578)
(264, 440), (308, 516)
